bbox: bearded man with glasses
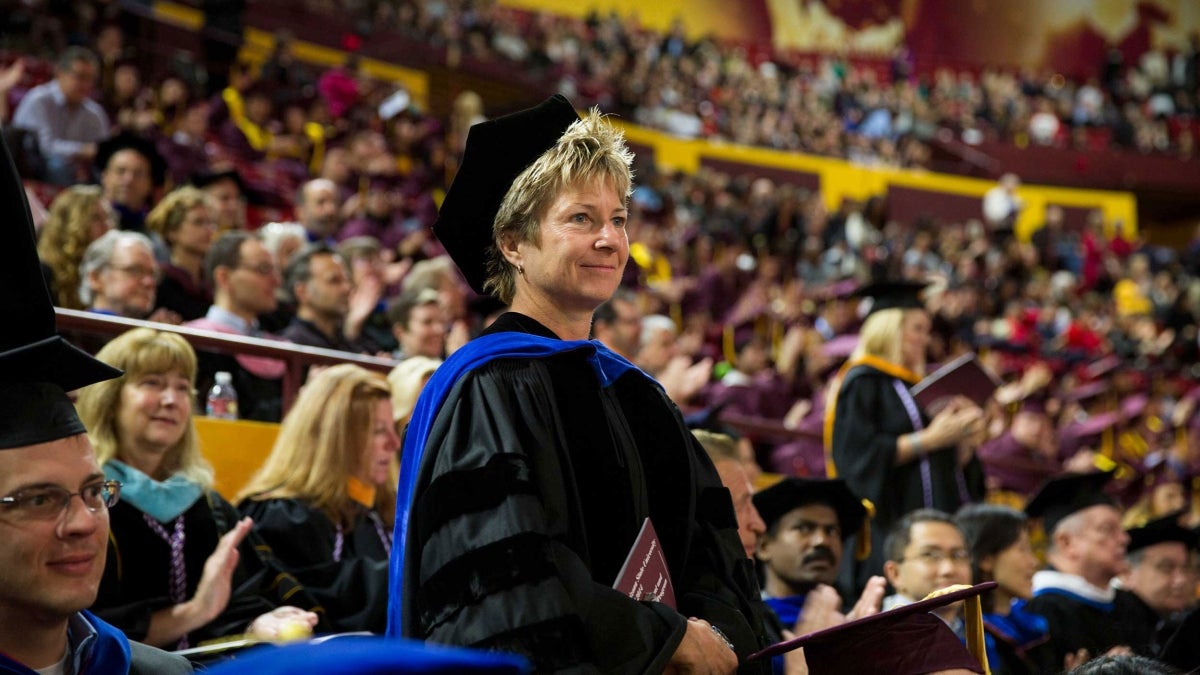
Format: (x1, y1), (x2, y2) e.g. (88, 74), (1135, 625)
(0, 133), (191, 674)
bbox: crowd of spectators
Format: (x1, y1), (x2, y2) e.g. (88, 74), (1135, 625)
(290, 0), (1200, 165)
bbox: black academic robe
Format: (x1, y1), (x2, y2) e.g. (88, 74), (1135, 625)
(984, 613), (1057, 675)
(830, 362), (984, 586)
(1024, 590), (1125, 667)
(155, 264), (211, 322)
(239, 498), (390, 633)
(988, 631), (1057, 675)
(1158, 605), (1200, 672)
(94, 491), (327, 646)
(1111, 588), (1179, 659)
(399, 313), (769, 674)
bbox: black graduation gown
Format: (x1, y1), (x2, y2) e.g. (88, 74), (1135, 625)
(94, 490), (327, 645)
(401, 313), (769, 674)
(1111, 588), (1178, 659)
(239, 498), (390, 633)
(1159, 606), (1200, 672)
(155, 264), (211, 322)
(1024, 591), (1125, 667)
(988, 632), (1057, 675)
(984, 620), (1057, 675)
(830, 363), (984, 585)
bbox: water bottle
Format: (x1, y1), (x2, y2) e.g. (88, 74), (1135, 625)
(206, 371), (239, 420)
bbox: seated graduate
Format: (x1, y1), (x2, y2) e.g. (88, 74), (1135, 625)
(880, 509), (973, 639)
(237, 364), (401, 633)
(752, 477), (886, 637)
(1112, 513), (1198, 664)
(75, 327), (324, 649)
(388, 95), (767, 673)
(1023, 471), (1132, 667)
(0, 130), (190, 674)
(734, 471), (886, 675)
(954, 503), (1058, 674)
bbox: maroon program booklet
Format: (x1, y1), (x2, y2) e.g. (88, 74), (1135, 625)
(909, 352), (999, 416)
(612, 518), (676, 609)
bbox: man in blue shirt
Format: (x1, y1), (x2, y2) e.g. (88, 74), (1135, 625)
(11, 47), (109, 186)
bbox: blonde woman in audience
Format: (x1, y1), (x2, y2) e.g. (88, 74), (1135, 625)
(238, 364), (401, 633)
(76, 327), (323, 649)
(36, 184), (114, 309)
(145, 185), (217, 320)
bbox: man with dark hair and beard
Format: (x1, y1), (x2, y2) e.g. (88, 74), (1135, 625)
(753, 479), (886, 651)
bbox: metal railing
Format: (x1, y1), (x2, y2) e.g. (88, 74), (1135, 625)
(55, 308), (397, 413)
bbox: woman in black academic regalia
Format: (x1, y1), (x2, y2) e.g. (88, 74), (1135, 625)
(76, 328), (323, 650)
(238, 364), (401, 633)
(825, 281), (988, 592)
(955, 504), (1058, 675)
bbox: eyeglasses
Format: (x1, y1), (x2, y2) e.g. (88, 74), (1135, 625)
(108, 264), (161, 283)
(899, 548), (972, 566)
(0, 480), (122, 521)
(236, 263), (278, 277)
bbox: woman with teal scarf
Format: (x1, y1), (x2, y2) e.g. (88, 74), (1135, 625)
(76, 328), (324, 650)
(955, 503), (1059, 674)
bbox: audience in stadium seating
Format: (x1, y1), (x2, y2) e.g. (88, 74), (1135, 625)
(37, 184), (115, 309)
(186, 231), (288, 422)
(95, 132), (165, 234)
(12, 46), (109, 186)
(145, 185), (217, 321)
(279, 243), (381, 354)
(78, 229), (176, 322)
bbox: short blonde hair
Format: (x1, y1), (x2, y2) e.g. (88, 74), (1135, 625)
(145, 185), (212, 245)
(237, 364), (394, 526)
(484, 108), (634, 303)
(75, 328), (211, 486)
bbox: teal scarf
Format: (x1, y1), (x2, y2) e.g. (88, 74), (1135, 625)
(103, 460), (204, 522)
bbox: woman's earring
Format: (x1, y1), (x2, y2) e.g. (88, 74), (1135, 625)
(517, 264), (525, 276)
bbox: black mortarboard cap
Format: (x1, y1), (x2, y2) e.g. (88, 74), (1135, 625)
(1126, 512), (1197, 553)
(0, 132), (122, 450)
(750, 582), (995, 674)
(432, 94), (580, 295)
(1024, 470), (1118, 536)
(852, 280), (928, 316)
(95, 131), (167, 186)
(753, 477), (866, 541)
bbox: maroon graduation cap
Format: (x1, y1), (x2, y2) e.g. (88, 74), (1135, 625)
(750, 582), (995, 674)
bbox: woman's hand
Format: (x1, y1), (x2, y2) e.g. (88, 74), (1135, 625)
(144, 516), (254, 646)
(246, 606), (320, 642)
(188, 516), (253, 625)
(924, 399), (984, 449)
